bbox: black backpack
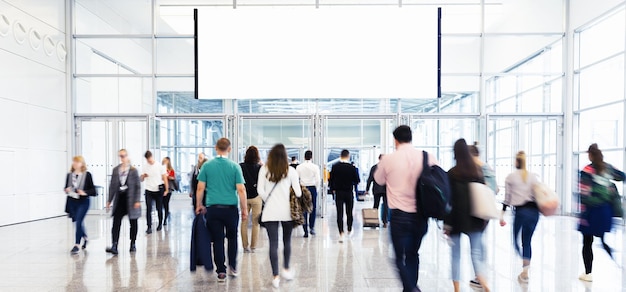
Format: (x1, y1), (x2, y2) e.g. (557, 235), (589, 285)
(416, 151), (452, 220)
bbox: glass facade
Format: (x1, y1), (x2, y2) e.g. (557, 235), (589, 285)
(71, 0), (626, 215)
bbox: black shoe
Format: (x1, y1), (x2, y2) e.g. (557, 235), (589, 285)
(130, 243), (136, 252)
(304, 233), (309, 238)
(146, 227), (152, 234)
(71, 246), (80, 255)
(106, 243), (119, 255)
(82, 237), (88, 249)
(156, 224), (163, 231)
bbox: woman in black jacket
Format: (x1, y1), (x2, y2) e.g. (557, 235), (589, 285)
(64, 156), (96, 254)
(444, 139), (490, 292)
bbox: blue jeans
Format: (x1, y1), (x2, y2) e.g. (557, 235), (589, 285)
(513, 206), (539, 260)
(206, 206), (239, 273)
(303, 186), (317, 231)
(390, 209), (428, 292)
(450, 231), (485, 281)
(69, 198), (90, 244)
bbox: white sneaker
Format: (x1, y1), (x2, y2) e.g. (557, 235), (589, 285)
(281, 269), (294, 280)
(579, 273), (593, 282)
(338, 233), (344, 243)
(272, 277), (280, 288)
(228, 267), (238, 277)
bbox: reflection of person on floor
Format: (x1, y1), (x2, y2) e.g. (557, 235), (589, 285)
(195, 138), (248, 282)
(106, 149), (141, 255)
(67, 251), (88, 291)
(329, 150), (360, 243)
(366, 154), (388, 228)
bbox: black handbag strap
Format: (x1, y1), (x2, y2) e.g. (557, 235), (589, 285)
(265, 182), (279, 204)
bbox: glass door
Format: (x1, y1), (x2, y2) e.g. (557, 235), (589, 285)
(76, 117), (148, 213)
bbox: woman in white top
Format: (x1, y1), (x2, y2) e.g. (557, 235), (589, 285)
(257, 144), (302, 288)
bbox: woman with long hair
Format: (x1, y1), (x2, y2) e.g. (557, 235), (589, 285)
(64, 156), (96, 254)
(578, 144), (625, 282)
(257, 144), (302, 288)
(500, 151), (540, 283)
(162, 157), (175, 225)
(240, 146), (262, 253)
(444, 139), (490, 292)
(190, 153), (208, 208)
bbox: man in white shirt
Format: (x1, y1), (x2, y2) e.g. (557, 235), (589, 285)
(141, 150), (169, 234)
(296, 150), (321, 237)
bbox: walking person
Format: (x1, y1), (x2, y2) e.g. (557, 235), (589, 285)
(106, 149), (141, 255)
(258, 144), (302, 288)
(162, 157), (176, 226)
(500, 151), (540, 283)
(141, 150), (169, 234)
(374, 125), (437, 292)
(290, 156), (299, 169)
(195, 138), (248, 282)
(352, 162), (360, 195)
(469, 142), (499, 194)
(64, 156), (97, 254)
(240, 146), (263, 253)
(444, 139), (490, 292)
(296, 150), (321, 237)
(190, 153), (208, 209)
(366, 154), (388, 228)
(578, 144), (625, 282)
(329, 149), (360, 242)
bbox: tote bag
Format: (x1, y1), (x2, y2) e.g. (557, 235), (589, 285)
(532, 183), (559, 216)
(469, 182), (499, 220)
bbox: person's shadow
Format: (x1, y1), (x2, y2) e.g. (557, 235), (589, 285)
(330, 244), (354, 291)
(66, 251), (89, 291)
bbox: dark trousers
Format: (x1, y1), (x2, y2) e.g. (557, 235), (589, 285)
(112, 192), (138, 244)
(303, 186), (317, 232)
(145, 189), (164, 227)
(373, 193), (389, 224)
(163, 191), (171, 222)
(335, 191), (354, 234)
(513, 206), (539, 260)
(69, 198), (90, 244)
(582, 234), (613, 274)
(265, 221), (294, 276)
(206, 206), (239, 273)
(390, 209), (428, 292)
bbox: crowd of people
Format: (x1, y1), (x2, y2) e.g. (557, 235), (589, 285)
(62, 125), (624, 291)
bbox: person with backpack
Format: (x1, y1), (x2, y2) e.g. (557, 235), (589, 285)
(374, 125), (438, 292)
(240, 146), (262, 253)
(444, 139), (490, 292)
(578, 144), (625, 282)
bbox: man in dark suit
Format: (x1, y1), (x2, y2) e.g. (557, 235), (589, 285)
(329, 149), (360, 242)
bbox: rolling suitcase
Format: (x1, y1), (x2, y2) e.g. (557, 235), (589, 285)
(362, 208), (380, 228)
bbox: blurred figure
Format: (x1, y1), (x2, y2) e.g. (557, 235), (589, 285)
(375, 125), (437, 292)
(330, 149), (360, 242)
(141, 151), (169, 234)
(500, 151), (540, 283)
(351, 161), (360, 195)
(106, 149), (141, 255)
(290, 156), (299, 169)
(297, 150), (321, 237)
(64, 156), (96, 254)
(444, 139), (490, 292)
(240, 146), (262, 253)
(258, 144), (302, 288)
(190, 153), (208, 208)
(162, 157), (175, 226)
(195, 138), (248, 282)
(469, 142), (499, 194)
(578, 144), (625, 282)
(366, 154), (388, 228)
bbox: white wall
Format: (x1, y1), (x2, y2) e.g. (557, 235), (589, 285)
(571, 0), (625, 29)
(0, 0), (68, 225)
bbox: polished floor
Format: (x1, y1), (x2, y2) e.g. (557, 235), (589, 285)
(0, 195), (624, 292)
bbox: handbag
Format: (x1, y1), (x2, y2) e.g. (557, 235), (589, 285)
(469, 182), (499, 220)
(258, 183), (279, 228)
(609, 183), (624, 218)
(532, 182), (559, 216)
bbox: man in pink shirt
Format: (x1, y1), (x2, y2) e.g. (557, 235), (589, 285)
(374, 125), (438, 292)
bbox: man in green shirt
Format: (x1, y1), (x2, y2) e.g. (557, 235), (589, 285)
(196, 138), (248, 282)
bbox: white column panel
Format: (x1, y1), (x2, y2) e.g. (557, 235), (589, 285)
(3, 0), (66, 33)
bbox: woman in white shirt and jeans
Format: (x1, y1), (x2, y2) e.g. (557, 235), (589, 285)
(257, 144), (302, 288)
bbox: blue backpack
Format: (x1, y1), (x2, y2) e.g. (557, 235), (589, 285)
(416, 151), (452, 220)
